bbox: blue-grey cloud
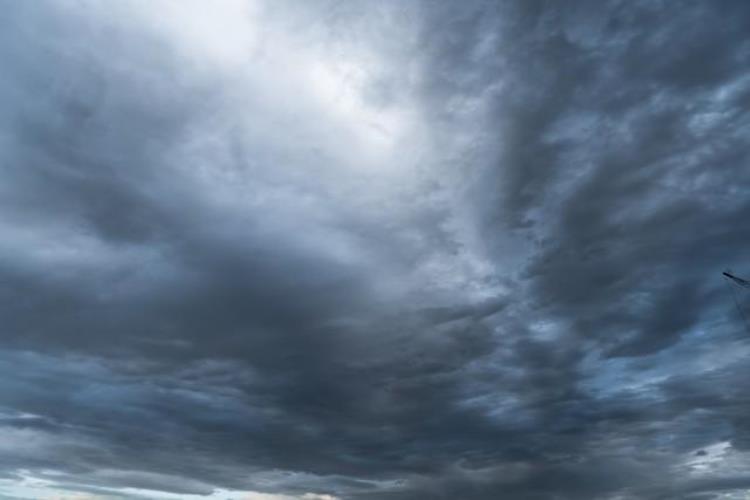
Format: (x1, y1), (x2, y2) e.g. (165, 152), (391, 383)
(2, 1), (750, 499)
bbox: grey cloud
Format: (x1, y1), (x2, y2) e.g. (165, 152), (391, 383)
(2, 1), (750, 499)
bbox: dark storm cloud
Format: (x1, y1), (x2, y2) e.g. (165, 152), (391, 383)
(3, 1), (750, 499)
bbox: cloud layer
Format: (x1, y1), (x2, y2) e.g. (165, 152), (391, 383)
(3, 1), (750, 499)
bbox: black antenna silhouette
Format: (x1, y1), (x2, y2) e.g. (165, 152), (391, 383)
(723, 271), (750, 288)
(723, 270), (750, 334)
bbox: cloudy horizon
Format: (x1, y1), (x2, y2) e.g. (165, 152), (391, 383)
(3, 1), (750, 499)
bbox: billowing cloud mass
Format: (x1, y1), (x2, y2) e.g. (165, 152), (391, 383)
(2, 1), (750, 499)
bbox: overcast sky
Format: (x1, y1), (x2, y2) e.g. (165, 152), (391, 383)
(2, 1), (750, 499)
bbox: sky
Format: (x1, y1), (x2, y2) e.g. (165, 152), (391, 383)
(2, 1), (750, 499)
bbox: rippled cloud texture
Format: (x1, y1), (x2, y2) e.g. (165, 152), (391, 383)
(3, 1), (750, 499)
